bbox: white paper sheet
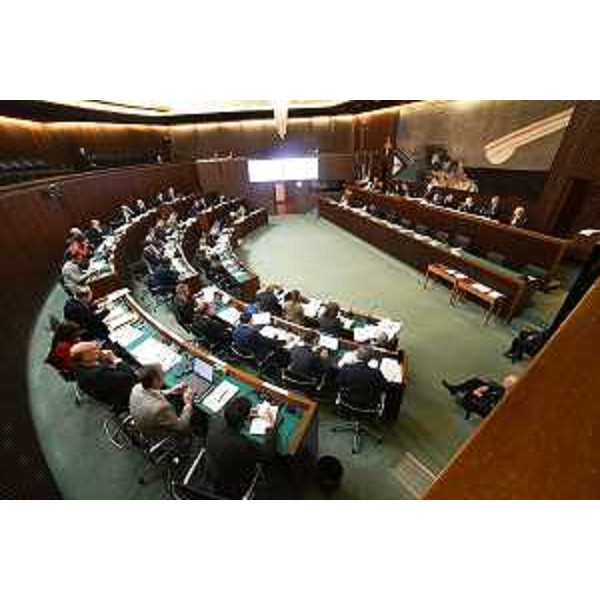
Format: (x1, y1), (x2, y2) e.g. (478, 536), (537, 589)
(252, 312), (271, 325)
(129, 337), (182, 372)
(217, 306), (241, 326)
(109, 324), (144, 347)
(380, 357), (403, 384)
(319, 334), (339, 351)
(202, 380), (238, 413)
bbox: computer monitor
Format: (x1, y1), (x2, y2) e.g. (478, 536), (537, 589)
(193, 357), (214, 383)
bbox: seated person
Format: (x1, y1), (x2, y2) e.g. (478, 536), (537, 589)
(153, 220), (168, 242)
(232, 312), (278, 361)
(166, 210), (179, 229)
(442, 193), (455, 208)
(232, 204), (247, 221)
(509, 205), (527, 228)
(209, 218), (223, 237)
(288, 331), (330, 382)
(150, 258), (179, 293)
(430, 192), (443, 206)
(283, 290), (305, 325)
(337, 346), (387, 409)
(62, 254), (90, 296)
(458, 196), (476, 214)
(505, 328), (547, 362)
(138, 198), (149, 214)
(372, 331), (398, 352)
(143, 240), (163, 272)
(167, 187), (176, 201)
(64, 286), (110, 341)
(480, 195), (501, 219)
(442, 374), (519, 419)
(129, 364), (193, 438)
(46, 319), (83, 375)
(173, 283), (196, 324)
(255, 284), (283, 317)
(318, 302), (350, 339)
(71, 341), (138, 413)
(119, 204), (136, 224)
(85, 219), (107, 248)
(204, 397), (279, 499)
(192, 301), (232, 347)
(67, 229), (91, 263)
(189, 197), (207, 217)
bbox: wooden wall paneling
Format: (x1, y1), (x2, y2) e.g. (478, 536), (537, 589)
(0, 162), (200, 498)
(425, 277), (600, 499)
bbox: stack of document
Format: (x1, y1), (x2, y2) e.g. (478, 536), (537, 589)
(489, 290), (503, 300)
(217, 306), (241, 326)
(353, 324), (378, 343)
(319, 334), (339, 351)
(249, 401), (279, 436)
(203, 380), (238, 413)
(303, 298), (322, 319)
(472, 283), (492, 294)
(252, 312), (271, 326)
(380, 357), (403, 384)
(129, 337), (182, 372)
(260, 326), (300, 349)
(337, 350), (358, 368)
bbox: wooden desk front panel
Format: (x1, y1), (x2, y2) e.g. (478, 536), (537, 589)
(348, 187), (566, 277)
(319, 199), (528, 319)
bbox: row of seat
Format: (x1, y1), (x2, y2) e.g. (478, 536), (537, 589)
(0, 159), (72, 185)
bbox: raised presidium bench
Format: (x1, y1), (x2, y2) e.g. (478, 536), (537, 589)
(318, 197), (536, 321)
(345, 186), (567, 287)
(425, 263), (506, 325)
(102, 289), (318, 457)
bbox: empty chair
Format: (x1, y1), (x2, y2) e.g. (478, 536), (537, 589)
(434, 231), (450, 244)
(399, 218), (412, 229)
(486, 251), (506, 266)
(281, 368), (324, 396)
(415, 223), (429, 235)
(454, 234), (471, 249)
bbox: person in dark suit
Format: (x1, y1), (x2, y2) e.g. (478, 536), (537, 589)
(318, 302), (350, 339)
(85, 219), (107, 249)
(337, 346), (387, 409)
(150, 258), (179, 293)
(288, 331), (330, 382)
(442, 374), (518, 419)
(458, 196), (476, 214)
(173, 283), (197, 327)
(64, 286), (110, 341)
(143, 240), (163, 272)
(255, 284), (283, 317)
(204, 397), (279, 499)
(192, 302), (232, 349)
(71, 341), (138, 414)
(232, 312), (278, 361)
(480, 196), (501, 219)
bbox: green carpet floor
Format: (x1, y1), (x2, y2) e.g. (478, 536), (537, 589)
(27, 213), (571, 499)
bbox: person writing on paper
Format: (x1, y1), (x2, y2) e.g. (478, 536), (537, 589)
(129, 364), (193, 437)
(337, 346), (387, 409)
(288, 330), (331, 383)
(71, 341), (138, 414)
(205, 396), (280, 499)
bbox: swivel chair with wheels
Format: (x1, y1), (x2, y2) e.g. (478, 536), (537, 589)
(331, 388), (385, 454)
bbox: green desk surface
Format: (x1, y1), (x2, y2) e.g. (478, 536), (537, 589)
(121, 312), (303, 455)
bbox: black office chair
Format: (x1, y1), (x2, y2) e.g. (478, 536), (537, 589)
(434, 231), (450, 244)
(331, 388), (385, 454)
(415, 223), (430, 235)
(281, 368), (325, 395)
(486, 251), (506, 266)
(399, 218), (412, 229)
(169, 446), (266, 500)
(454, 234), (471, 250)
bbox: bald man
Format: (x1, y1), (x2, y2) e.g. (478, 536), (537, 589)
(71, 341), (138, 414)
(442, 374), (519, 419)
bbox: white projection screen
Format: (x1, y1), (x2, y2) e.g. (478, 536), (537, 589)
(248, 157), (318, 183)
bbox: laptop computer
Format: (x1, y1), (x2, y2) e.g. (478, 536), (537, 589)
(189, 357), (215, 400)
